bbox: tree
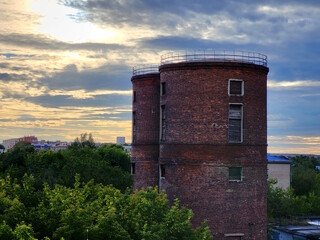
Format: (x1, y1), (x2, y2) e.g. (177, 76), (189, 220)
(0, 142), (35, 181)
(70, 133), (95, 149)
(292, 156), (320, 196)
(0, 174), (213, 240)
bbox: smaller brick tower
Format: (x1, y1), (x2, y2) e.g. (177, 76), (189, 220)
(131, 66), (160, 189)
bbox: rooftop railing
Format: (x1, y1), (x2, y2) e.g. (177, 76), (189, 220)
(160, 50), (267, 67)
(132, 65), (159, 76)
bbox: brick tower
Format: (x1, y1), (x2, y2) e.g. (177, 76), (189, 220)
(131, 51), (269, 240)
(131, 66), (160, 189)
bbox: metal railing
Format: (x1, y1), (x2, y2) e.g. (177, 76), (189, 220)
(132, 65), (159, 76)
(160, 50), (267, 67)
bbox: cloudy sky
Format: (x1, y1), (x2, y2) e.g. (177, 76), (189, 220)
(0, 0), (319, 154)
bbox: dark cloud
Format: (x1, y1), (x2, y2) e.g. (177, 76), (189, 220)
(38, 63), (132, 91)
(0, 72), (30, 81)
(0, 73), (10, 80)
(61, 0), (320, 32)
(62, 0), (320, 22)
(25, 94), (131, 108)
(139, 36), (263, 51)
(17, 115), (37, 121)
(85, 112), (131, 121)
(0, 33), (127, 51)
(0, 63), (10, 68)
(139, 35), (320, 81)
(0, 53), (34, 58)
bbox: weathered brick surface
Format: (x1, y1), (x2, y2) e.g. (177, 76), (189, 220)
(131, 73), (160, 189)
(132, 73), (160, 144)
(159, 62), (268, 145)
(159, 145), (267, 239)
(159, 62), (268, 240)
(132, 61), (269, 240)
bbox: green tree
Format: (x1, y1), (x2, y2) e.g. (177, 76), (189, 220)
(13, 222), (37, 240)
(292, 156), (320, 196)
(1, 142), (34, 181)
(70, 133), (95, 149)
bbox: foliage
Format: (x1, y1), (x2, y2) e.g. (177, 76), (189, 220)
(0, 175), (213, 240)
(0, 135), (212, 239)
(267, 180), (320, 221)
(0, 142), (35, 181)
(70, 133), (95, 149)
(0, 136), (132, 191)
(268, 156), (320, 221)
(292, 155), (320, 196)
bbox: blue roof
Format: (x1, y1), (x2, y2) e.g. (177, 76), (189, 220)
(267, 154), (292, 164)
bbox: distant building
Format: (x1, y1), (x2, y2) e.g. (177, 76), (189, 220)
(2, 136), (38, 150)
(123, 145), (132, 153)
(19, 136), (38, 144)
(267, 154), (292, 189)
(2, 138), (19, 150)
(116, 137), (125, 145)
(33, 140), (69, 151)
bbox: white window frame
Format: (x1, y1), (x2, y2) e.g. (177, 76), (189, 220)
(228, 103), (243, 143)
(224, 233), (244, 238)
(228, 79), (244, 96)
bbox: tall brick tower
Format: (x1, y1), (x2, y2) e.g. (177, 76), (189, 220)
(131, 51), (269, 240)
(131, 66), (160, 189)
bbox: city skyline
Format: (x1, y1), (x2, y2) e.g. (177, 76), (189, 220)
(0, 0), (320, 154)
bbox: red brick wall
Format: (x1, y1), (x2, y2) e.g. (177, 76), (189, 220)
(159, 145), (267, 239)
(131, 73), (160, 189)
(159, 62), (268, 240)
(159, 62), (268, 145)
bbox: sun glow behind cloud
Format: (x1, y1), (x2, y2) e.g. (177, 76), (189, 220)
(1, 0), (320, 152)
(29, 0), (119, 43)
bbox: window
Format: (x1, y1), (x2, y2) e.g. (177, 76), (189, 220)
(229, 79), (243, 95)
(131, 163), (136, 174)
(229, 104), (243, 143)
(161, 82), (166, 95)
(160, 164), (165, 178)
(133, 91), (136, 102)
(132, 111), (136, 143)
(160, 105), (166, 141)
(225, 236), (243, 240)
(229, 167), (243, 181)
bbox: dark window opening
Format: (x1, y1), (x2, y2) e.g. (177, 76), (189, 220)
(132, 111), (136, 143)
(131, 163), (136, 175)
(229, 104), (242, 143)
(161, 82), (166, 95)
(133, 91), (136, 102)
(229, 167), (243, 181)
(229, 80), (243, 95)
(161, 105), (166, 141)
(160, 164), (165, 178)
